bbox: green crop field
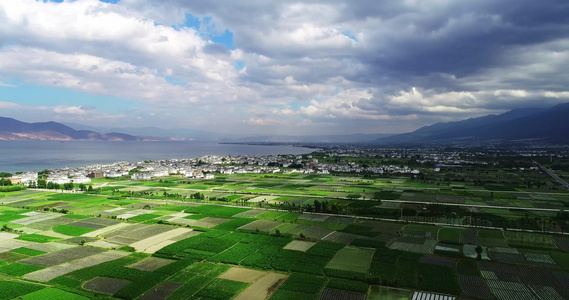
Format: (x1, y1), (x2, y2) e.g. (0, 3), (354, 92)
(2, 155), (569, 300)
(51, 225), (96, 236)
(326, 246), (374, 273)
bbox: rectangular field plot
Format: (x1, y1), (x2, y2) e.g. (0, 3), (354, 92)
(19, 287), (89, 300)
(138, 282), (183, 300)
(367, 286), (412, 300)
(24, 217), (74, 231)
(191, 217), (230, 229)
(11, 212), (62, 226)
(326, 246), (374, 273)
(239, 219), (281, 232)
(322, 231), (357, 245)
(51, 225), (96, 236)
(233, 272), (287, 300)
(388, 238), (437, 254)
(437, 227), (465, 243)
(319, 288), (366, 300)
(218, 267), (266, 283)
(20, 246), (104, 267)
(299, 226), (333, 240)
(126, 257), (174, 272)
(23, 250), (129, 282)
(129, 227), (193, 253)
(459, 275), (495, 299)
(83, 277), (132, 295)
(283, 240), (316, 252)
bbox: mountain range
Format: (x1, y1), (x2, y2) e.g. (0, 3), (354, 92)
(1, 102), (568, 144)
(0, 117), (140, 141)
(375, 102), (569, 145)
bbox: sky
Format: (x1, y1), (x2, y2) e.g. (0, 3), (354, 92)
(0, 0), (568, 135)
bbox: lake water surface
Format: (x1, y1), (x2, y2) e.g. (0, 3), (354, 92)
(0, 141), (313, 173)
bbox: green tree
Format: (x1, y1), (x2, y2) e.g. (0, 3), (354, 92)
(37, 179), (47, 189)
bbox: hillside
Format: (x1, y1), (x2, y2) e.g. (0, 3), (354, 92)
(0, 117), (139, 141)
(376, 103), (569, 145)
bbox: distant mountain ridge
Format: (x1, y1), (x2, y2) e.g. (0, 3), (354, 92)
(376, 103), (569, 145)
(0, 117), (140, 141)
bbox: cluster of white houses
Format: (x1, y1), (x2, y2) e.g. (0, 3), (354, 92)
(8, 153), (425, 186)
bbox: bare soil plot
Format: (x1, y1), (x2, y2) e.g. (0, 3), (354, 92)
(126, 257), (174, 272)
(279, 224), (309, 235)
(117, 209), (158, 219)
(319, 288), (366, 300)
(326, 246), (374, 273)
(26, 217), (74, 231)
(0, 232), (19, 240)
(218, 267), (266, 283)
(12, 212), (62, 226)
(64, 237), (98, 245)
(248, 196), (278, 203)
(67, 218), (120, 229)
(82, 222), (133, 238)
(104, 224), (173, 245)
(191, 217), (229, 229)
(36, 230), (72, 239)
(233, 209), (266, 218)
(139, 281), (183, 300)
(83, 277), (131, 294)
(283, 240), (316, 252)
(20, 246), (103, 267)
(15, 227), (41, 234)
(233, 272), (288, 300)
(298, 214), (329, 222)
(322, 231), (357, 245)
(0, 239), (32, 254)
(0, 251), (29, 262)
(169, 230), (202, 242)
(129, 227), (192, 253)
(143, 240), (178, 254)
(299, 226), (334, 240)
(25, 242), (75, 253)
(239, 219), (281, 232)
(23, 250), (129, 282)
(87, 240), (121, 249)
(167, 217), (197, 225)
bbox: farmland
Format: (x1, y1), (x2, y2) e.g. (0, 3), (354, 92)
(2, 150), (569, 300)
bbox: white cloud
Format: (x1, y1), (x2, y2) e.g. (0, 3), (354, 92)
(0, 0), (568, 134)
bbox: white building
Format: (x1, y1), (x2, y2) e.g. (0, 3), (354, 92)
(71, 175), (91, 184)
(47, 175), (71, 185)
(131, 173), (151, 180)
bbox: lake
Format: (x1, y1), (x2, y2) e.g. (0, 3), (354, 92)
(0, 141), (313, 173)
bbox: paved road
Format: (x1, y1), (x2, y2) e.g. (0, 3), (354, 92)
(536, 162), (569, 190)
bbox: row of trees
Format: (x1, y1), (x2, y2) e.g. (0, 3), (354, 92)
(27, 180), (94, 191)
